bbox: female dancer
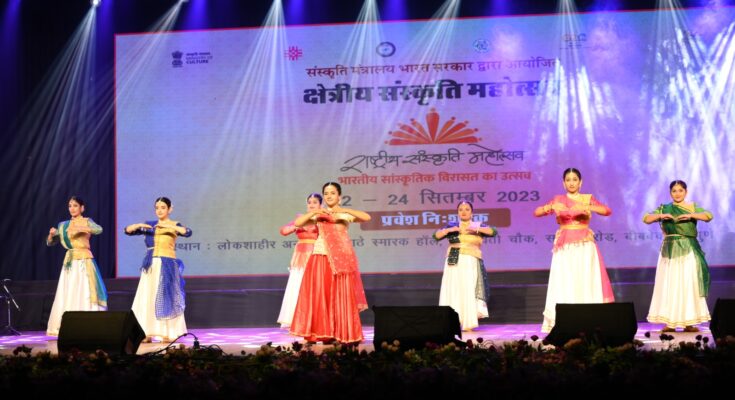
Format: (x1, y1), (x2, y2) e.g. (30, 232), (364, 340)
(533, 168), (615, 333)
(125, 197), (191, 342)
(290, 182), (370, 344)
(46, 196), (108, 336)
(644, 180), (712, 332)
(433, 200), (496, 330)
(277, 193), (322, 328)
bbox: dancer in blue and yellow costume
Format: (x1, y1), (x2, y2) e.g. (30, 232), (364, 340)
(433, 201), (497, 331)
(125, 197), (191, 342)
(46, 196), (108, 336)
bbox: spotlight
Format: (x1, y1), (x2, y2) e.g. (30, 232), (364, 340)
(90, 0), (101, 7)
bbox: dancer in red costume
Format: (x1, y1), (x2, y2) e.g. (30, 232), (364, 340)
(290, 182), (370, 344)
(533, 168), (615, 333)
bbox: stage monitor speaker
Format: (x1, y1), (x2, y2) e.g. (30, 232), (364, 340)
(711, 298), (735, 340)
(373, 306), (461, 350)
(58, 311), (145, 355)
(545, 303), (637, 347)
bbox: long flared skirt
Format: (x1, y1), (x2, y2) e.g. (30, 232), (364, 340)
(47, 259), (107, 336)
(332, 269), (364, 343)
(439, 254), (488, 330)
(542, 242), (614, 333)
(131, 257), (187, 341)
(647, 252), (710, 328)
(277, 266), (306, 328)
(290, 255), (364, 343)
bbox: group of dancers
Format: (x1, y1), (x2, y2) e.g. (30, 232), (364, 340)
(46, 196), (191, 341)
(45, 169), (713, 344)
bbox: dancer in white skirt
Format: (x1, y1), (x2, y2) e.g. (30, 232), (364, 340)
(644, 180), (712, 332)
(434, 201), (497, 331)
(125, 197), (191, 342)
(276, 193), (321, 328)
(534, 168), (615, 333)
(46, 196), (108, 336)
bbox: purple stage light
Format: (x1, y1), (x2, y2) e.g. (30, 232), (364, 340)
(286, 0), (306, 25)
(181, 0), (209, 30)
(590, 0), (622, 12)
(382, 0), (407, 21)
(488, 0), (511, 17)
(1, 0), (20, 56)
(2, 0), (20, 26)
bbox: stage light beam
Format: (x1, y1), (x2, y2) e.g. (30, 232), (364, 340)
(638, 0), (735, 230)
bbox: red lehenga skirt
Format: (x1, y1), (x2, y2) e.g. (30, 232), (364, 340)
(332, 269), (364, 343)
(289, 254), (364, 343)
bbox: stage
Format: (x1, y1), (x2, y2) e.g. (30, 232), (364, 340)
(4, 1), (735, 395)
(0, 323), (714, 356)
(4, 268), (734, 332)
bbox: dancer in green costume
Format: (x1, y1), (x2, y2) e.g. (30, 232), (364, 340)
(644, 180), (713, 333)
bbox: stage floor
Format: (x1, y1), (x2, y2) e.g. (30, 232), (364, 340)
(0, 322), (712, 356)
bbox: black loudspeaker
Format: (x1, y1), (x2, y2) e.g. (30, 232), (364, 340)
(373, 306), (461, 350)
(711, 298), (735, 340)
(545, 303), (637, 347)
(58, 311), (146, 355)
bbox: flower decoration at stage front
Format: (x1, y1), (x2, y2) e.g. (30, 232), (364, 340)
(386, 108), (481, 145)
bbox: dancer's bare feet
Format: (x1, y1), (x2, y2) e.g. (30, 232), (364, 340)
(683, 326), (699, 333)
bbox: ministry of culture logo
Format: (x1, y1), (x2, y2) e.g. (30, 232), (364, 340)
(562, 33), (587, 49)
(376, 42), (396, 57)
(171, 51), (183, 68)
(285, 46), (303, 61)
(171, 50), (213, 67)
(473, 39), (490, 53)
(386, 108), (481, 145)
(186, 52), (213, 64)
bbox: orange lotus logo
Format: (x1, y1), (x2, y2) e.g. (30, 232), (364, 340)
(386, 108), (481, 145)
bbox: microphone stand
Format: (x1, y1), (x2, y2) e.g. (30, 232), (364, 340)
(0, 279), (21, 336)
